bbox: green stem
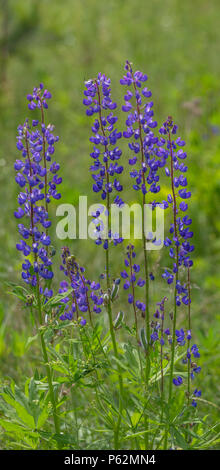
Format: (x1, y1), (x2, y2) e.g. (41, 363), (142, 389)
(36, 276), (60, 440)
(106, 247), (124, 450)
(187, 265), (191, 442)
(142, 200), (151, 450)
(160, 312), (164, 418)
(128, 244), (143, 376)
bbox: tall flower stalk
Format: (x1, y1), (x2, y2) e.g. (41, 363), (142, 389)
(14, 84), (61, 438)
(187, 265), (191, 406)
(159, 116), (201, 447)
(120, 60), (162, 448)
(166, 118), (180, 413)
(83, 73), (124, 449)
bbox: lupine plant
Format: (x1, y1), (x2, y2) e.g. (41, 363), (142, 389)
(0, 63), (218, 451)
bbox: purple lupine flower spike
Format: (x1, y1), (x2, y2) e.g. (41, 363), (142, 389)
(159, 116), (201, 397)
(14, 86), (61, 301)
(160, 116), (194, 306)
(120, 61), (163, 199)
(83, 74), (124, 247)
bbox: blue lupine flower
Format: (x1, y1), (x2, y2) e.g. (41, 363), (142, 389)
(193, 388), (202, 397)
(191, 344), (200, 358)
(151, 331), (159, 342)
(175, 328), (186, 346)
(173, 376), (183, 386)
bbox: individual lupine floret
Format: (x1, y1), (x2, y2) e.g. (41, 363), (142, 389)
(173, 376), (183, 386)
(191, 388), (202, 407)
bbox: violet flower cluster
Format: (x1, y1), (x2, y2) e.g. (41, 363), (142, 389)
(83, 73), (124, 248)
(14, 84), (61, 300)
(157, 117), (201, 402)
(59, 247), (104, 324)
(120, 61), (164, 199)
(160, 117), (194, 306)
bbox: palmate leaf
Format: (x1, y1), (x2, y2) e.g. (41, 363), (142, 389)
(170, 425), (189, 450)
(0, 418), (40, 449)
(0, 418), (31, 434)
(0, 379), (50, 432)
(1, 392), (35, 428)
(93, 402), (116, 429)
(5, 282), (31, 303)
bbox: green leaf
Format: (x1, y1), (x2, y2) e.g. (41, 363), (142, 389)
(25, 334), (38, 350)
(171, 426), (189, 449)
(44, 288), (73, 309)
(1, 393), (35, 428)
(5, 282), (29, 303)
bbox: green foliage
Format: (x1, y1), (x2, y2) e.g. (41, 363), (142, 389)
(1, 316), (219, 450)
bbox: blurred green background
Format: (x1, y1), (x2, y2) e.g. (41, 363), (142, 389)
(0, 0), (219, 426)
